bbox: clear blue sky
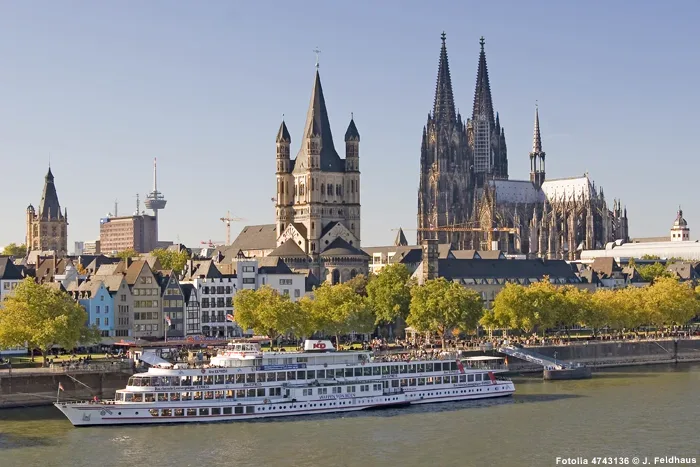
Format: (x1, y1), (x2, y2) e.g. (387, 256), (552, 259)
(1, 1), (698, 249)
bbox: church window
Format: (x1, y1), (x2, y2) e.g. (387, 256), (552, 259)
(350, 269), (357, 279)
(311, 243), (316, 252)
(294, 184), (297, 196)
(311, 222), (315, 231)
(351, 180), (355, 193)
(325, 240), (329, 245)
(311, 178), (315, 190)
(327, 184), (333, 196)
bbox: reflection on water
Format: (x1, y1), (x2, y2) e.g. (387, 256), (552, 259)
(0, 364), (698, 467)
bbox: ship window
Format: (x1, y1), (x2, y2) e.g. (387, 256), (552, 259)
(390, 365), (399, 374)
(246, 389), (256, 398)
(468, 375), (474, 382)
(236, 390), (245, 398)
(256, 373), (266, 383)
(187, 408), (197, 416)
(345, 368), (353, 378)
(274, 372), (285, 381)
(399, 365), (407, 374)
(381, 366), (389, 375)
(215, 375), (224, 384)
(306, 370), (315, 379)
(450, 362), (457, 371)
(205, 391), (214, 400)
(226, 375), (235, 384)
(392, 380), (399, 388)
(435, 377), (442, 384)
(192, 376), (203, 385)
(372, 367), (381, 376)
(287, 371), (296, 381)
(246, 374), (256, 384)
(145, 393), (155, 402)
(181, 392), (192, 401)
(297, 370), (305, 380)
(426, 363), (434, 372)
(169, 393), (179, 401)
(267, 372), (276, 382)
(132, 393), (143, 402)
(451, 376), (458, 384)
(475, 374), (483, 382)
(175, 409), (184, 417)
(235, 407), (244, 414)
(161, 409), (172, 416)
(418, 378), (425, 386)
(256, 388), (265, 397)
(199, 408), (209, 416)
(409, 378), (416, 386)
(459, 375), (466, 383)
(124, 393), (133, 402)
(316, 369), (325, 379)
(417, 364), (425, 373)
(211, 407), (221, 415)
(246, 406), (255, 414)
(363, 367), (371, 376)
(236, 374), (244, 384)
(215, 391), (224, 399)
(353, 368), (362, 377)
(194, 392), (203, 400)
(335, 368), (343, 378)
(223, 407), (232, 415)
(426, 377), (434, 386)
(332, 387), (341, 394)
(181, 376), (192, 386)
(409, 365), (417, 374)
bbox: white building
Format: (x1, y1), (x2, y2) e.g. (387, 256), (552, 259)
(0, 257), (23, 303)
(181, 260), (237, 338)
(581, 208), (699, 262)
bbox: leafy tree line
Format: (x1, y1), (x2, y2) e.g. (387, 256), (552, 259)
(0, 279), (101, 366)
(482, 276), (700, 336)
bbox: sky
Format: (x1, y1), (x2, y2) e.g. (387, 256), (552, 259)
(1, 0), (699, 250)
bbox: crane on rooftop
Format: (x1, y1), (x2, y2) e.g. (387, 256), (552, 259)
(220, 211), (246, 245)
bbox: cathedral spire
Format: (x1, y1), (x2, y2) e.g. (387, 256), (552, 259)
(39, 166), (63, 220)
(532, 104), (543, 153)
(433, 32), (457, 124)
(472, 36), (495, 125)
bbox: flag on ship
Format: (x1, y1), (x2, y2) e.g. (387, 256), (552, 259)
(226, 314), (235, 322)
(456, 359), (465, 374)
(58, 382), (64, 391)
(488, 371), (497, 384)
(164, 315), (171, 326)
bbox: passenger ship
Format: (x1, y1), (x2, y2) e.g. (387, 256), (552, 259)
(54, 340), (515, 426)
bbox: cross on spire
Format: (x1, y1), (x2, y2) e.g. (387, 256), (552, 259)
(441, 31), (446, 43)
(313, 48), (321, 69)
(479, 36), (485, 51)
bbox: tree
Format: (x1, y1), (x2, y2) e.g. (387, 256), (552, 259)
(232, 287), (299, 349)
(310, 282), (375, 346)
(408, 278), (484, 349)
(637, 262), (672, 283)
(116, 249), (139, 261)
(366, 264), (413, 328)
(150, 248), (190, 274)
(644, 277), (699, 327)
(0, 278), (95, 366)
(345, 274), (369, 297)
(2, 243), (27, 257)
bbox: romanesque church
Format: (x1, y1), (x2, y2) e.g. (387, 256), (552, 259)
(227, 66), (369, 284)
(417, 34), (629, 260)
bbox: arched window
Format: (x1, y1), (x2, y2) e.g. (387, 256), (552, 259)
(332, 269), (340, 285)
(350, 269), (357, 279)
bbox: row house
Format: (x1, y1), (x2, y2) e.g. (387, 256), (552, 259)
(123, 260), (163, 339)
(181, 284), (200, 336)
(0, 257), (24, 302)
(181, 260), (237, 338)
(76, 280), (114, 337)
(158, 270), (185, 338)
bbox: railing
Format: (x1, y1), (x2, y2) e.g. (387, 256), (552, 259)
(49, 362), (133, 373)
(497, 346), (567, 370)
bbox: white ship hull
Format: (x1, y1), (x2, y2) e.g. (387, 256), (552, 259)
(54, 383), (514, 426)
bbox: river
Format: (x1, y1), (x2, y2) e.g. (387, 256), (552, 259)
(1, 364), (698, 467)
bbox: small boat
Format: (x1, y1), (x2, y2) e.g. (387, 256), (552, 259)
(54, 340), (515, 426)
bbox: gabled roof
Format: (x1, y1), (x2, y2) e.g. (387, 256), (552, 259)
(181, 283), (197, 303)
(257, 256), (294, 274)
(269, 239), (308, 258)
(590, 257), (621, 279)
(93, 274), (126, 292)
(293, 70), (345, 174)
(321, 238), (369, 257)
(394, 228), (408, 247)
(321, 221), (339, 237)
(0, 257), (23, 280)
(228, 224), (278, 252)
(290, 222), (308, 239)
(125, 260), (152, 285)
(183, 260), (223, 280)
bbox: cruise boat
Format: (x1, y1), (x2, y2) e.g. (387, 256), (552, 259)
(54, 340), (515, 426)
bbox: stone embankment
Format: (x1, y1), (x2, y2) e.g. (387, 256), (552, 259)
(0, 363), (133, 409)
(496, 338), (700, 373)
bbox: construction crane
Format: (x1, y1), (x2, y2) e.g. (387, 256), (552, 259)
(200, 240), (224, 248)
(392, 225), (519, 250)
(220, 211), (246, 245)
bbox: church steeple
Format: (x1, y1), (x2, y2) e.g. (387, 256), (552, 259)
(39, 166), (64, 220)
(433, 32), (456, 124)
(472, 36), (495, 125)
(529, 104), (546, 188)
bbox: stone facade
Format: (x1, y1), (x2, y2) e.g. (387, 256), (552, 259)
(417, 34), (629, 259)
(26, 168), (68, 255)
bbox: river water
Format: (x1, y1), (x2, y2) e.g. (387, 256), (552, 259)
(1, 364), (698, 467)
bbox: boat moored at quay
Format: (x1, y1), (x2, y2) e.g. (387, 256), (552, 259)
(54, 340), (515, 426)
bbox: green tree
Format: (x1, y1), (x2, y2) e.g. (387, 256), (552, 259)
(345, 274), (369, 297)
(310, 282), (374, 347)
(366, 264), (413, 328)
(644, 277), (699, 326)
(2, 243), (27, 257)
(641, 254), (661, 260)
(407, 278), (484, 349)
(115, 248), (139, 261)
(0, 278), (97, 366)
(637, 262), (672, 283)
(150, 248), (190, 274)
(232, 287), (299, 349)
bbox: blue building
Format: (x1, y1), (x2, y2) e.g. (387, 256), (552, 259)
(77, 279), (115, 337)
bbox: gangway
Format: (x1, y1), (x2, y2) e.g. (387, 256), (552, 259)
(497, 345), (567, 370)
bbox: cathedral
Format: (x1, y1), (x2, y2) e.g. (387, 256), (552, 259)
(417, 34), (629, 260)
(26, 167), (69, 255)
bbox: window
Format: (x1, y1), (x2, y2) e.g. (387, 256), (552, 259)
(294, 289), (301, 298)
(105, 318), (109, 326)
(242, 278), (255, 285)
(283, 289), (289, 296)
(279, 279), (292, 285)
(105, 306), (109, 313)
(96, 306), (100, 314)
(242, 266), (255, 273)
(96, 318), (100, 326)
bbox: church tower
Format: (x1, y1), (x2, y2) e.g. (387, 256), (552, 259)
(417, 32), (471, 247)
(275, 62), (366, 282)
(468, 37), (508, 186)
(529, 105), (546, 188)
(26, 167), (68, 255)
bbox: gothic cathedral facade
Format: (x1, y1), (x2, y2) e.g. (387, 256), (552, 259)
(26, 167), (69, 255)
(417, 34), (629, 259)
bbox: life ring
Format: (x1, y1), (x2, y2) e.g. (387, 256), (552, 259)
(201, 369), (206, 374)
(263, 398), (270, 404)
